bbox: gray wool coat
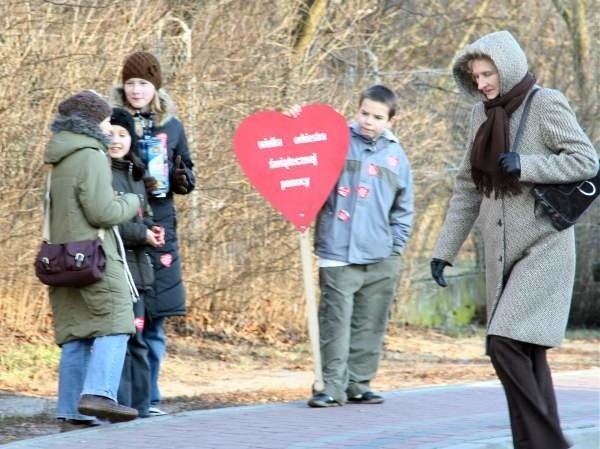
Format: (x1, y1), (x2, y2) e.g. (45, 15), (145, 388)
(433, 31), (599, 348)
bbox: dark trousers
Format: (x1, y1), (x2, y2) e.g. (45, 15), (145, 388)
(118, 296), (151, 417)
(488, 335), (570, 449)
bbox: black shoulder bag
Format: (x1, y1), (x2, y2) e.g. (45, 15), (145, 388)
(513, 88), (600, 231)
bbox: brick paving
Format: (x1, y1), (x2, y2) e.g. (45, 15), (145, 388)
(2, 369), (598, 449)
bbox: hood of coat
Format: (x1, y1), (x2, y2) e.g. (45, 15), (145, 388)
(45, 115), (108, 164)
(109, 86), (176, 130)
(452, 30), (528, 100)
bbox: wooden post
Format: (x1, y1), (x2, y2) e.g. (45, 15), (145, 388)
(298, 230), (324, 392)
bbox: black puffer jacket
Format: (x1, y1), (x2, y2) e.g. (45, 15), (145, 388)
(110, 87), (194, 319)
(111, 158), (155, 292)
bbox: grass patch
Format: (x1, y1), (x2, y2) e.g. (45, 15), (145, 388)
(564, 328), (600, 340)
(388, 323), (487, 339)
(0, 343), (59, 391)
(389, 324), (600, 341)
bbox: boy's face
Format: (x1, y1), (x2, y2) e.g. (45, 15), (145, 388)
(355, 98), (392, 140)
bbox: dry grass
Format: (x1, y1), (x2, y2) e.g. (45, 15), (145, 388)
(1, 325), (598, 399)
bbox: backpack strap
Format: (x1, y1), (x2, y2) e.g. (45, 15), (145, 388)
(42, 169), (52, 242)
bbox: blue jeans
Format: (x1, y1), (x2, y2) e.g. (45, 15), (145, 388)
(142, 316), (166, 405)
(56, 334), (129, 420)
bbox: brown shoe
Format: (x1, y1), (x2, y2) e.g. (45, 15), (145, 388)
(78, 394), (138, 422)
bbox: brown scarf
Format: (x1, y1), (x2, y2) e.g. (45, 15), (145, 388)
(471, 72), (537, 198)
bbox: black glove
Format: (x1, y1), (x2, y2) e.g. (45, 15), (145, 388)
(593, 262), (600, 282)
(143, 176), (158, 193)
(174, 155), (189, 193)
(431, 258), (452, 287)
(498, 152), (521, 178)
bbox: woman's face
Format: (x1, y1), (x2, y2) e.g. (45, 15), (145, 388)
(108, 125), (132, 159)
(124, 78), (156, 112)
(470, 58), (500, 100)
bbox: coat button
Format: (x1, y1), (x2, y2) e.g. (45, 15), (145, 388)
(498, 256), (503, 262)
(497, 219), (502, 226)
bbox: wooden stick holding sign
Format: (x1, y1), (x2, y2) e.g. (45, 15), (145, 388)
(233, 104), (348, 393)
(298, 230), (324, 391)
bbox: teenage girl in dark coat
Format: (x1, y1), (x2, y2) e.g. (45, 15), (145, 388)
(110, 52), (195, 415)
(108, 107), (165, 418)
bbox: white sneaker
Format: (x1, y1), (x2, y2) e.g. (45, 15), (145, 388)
(147, 406), (167, 416)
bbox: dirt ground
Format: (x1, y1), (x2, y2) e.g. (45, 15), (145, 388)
(1, 326), (599, 444)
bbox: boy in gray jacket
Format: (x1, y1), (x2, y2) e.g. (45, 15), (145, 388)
(287, 85), (414, 407)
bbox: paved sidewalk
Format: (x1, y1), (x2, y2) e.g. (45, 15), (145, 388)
(2, 369), (598, 449)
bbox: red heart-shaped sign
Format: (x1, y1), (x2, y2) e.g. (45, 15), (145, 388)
(233, 104), (349, 231)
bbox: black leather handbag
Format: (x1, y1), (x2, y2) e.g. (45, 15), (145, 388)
(513, 88), (600, 231)
(532, 168), (600, 230)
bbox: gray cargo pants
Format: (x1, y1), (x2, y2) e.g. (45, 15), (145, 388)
(317, 254), (401, 403)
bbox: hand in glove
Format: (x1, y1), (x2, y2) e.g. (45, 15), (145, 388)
(498, 152), (521, 178)
(431, 258), (452, 287)
(593, 262), (600, 282)
(174, 155), (189, 193)
(143, 176), (158, 193)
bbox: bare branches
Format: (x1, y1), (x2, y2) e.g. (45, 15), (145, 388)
(450, 0), (492, 69)
(292, 0), (328, 65)
(551, 0), (596, 132)
(0, 0), (597, 338)
(551, 0), (572, 27)
(41, 0), (119, 8)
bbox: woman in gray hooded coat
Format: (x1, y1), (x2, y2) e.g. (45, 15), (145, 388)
(430, 31), (598, 449)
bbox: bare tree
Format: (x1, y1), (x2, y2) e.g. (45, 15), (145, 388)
(1, 0), (597, 339)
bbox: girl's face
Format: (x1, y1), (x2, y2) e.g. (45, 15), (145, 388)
(108, 125), (132, 159)
(98, 117), (113, 137)
(124, 78), (156, 112)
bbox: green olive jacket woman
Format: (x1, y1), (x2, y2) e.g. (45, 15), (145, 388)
(44, 114), (140, 345)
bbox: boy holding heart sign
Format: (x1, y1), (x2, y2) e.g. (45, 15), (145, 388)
(286, 85), (414, 407)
